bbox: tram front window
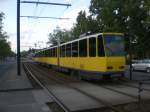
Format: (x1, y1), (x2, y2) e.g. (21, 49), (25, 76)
(104, 35), (125, 56)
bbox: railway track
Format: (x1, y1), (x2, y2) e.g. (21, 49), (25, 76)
(23, 63), (70, 112)
(100, 85), (138, 99)
(34, 63), (150, 101)
(84, 79), (150, 110)
(26, 63), (128, 112)
(23, 62), (150, 112)
(117, 80), (150, 92)
(88, 78), (150, 102)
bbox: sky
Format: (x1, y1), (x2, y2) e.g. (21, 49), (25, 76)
(0, 0), (91, 52)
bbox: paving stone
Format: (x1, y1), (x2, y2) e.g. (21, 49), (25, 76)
(0, 62), (52, 112)
(49, 85), (104, 111)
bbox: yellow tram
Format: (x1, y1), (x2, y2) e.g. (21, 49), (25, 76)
(33, 32), (126, 79)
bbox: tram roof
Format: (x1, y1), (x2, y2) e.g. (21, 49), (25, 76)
(35, 32), (123, 54)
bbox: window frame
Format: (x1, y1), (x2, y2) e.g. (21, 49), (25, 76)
(98, 35), (105, 57)
(71, 41), (79, 57)
(79, 39), (87, 57)
(89, 37), (96, 57)
(60, 45), (66, 57)
(66, 43), (71, 57)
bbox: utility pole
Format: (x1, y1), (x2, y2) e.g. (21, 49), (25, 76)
(129, 33), (133, 80)
(17, 0), (21, 76)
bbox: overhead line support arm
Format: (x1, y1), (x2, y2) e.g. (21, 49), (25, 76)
(21, 1), (71, 7)
(20, 16), (70, 20)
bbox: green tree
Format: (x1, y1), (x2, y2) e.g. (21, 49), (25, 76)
(0, 40), (11, 56)
(47, 26), (73, 46)
(90, 0), (150, 58)
(72, 11), (100, 38)
(0, 12), (12, 60)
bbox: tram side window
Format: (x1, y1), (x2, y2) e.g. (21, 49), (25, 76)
(58, 47), (60, 57)
(41, 52), (42, 57)
(45, 50), (48, 57)
(62, 45), (66, 57)
(49, 49), (51, 57)
(54, 48), (56, 57)
(42, 52), (43, 57)
(98, 35), (105, 56)
(41, 51), (43, 57)
(50, 49), (52, 57)
(51, 49), (53, 57)
(38, 52), (40, 57)
(40, 52), (42, 57)
(52, 49), (54, 57)
(44, 51), (46, 57)
(39, 52), (41, 57)
(89, 37), (96, 57)
(48, 49), (50, 57)
(60, 46), (62, 57)
(55, 48), (57, 57)
(53, 48), (55, 57)
(66, 43), (71, 57)
(60, 45), (65, 57)
(42, 51), (44, 57)
(45, 50), (47, 57)
(37, 53), (39, 57)
(40, 51), (42, 57)
(79, 39), (87, 57)
(52, 48), (56, 57)
(72, 41), (78, 57)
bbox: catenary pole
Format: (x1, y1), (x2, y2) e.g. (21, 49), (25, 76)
(17, 0), (21, 75)
(129, 34), (132, 80)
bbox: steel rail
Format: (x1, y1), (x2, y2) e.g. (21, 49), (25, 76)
(28, 63), (128, 112)
(100, 85), (138, 99)
(23, 63), (71, 112)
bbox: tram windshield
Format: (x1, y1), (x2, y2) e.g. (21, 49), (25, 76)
(104, 35), (125, 56)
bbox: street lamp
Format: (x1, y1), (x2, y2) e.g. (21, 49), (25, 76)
(125, 33), (133, 80)
(127, 33), (137, 80)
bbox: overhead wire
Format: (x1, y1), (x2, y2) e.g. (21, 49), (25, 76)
(21, 0), (40, 50)
(21, 0), (72, 50)
(38, 0), (50, 17)
(54, 0), (72, 30)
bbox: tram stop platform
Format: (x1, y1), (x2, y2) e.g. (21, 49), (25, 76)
(0, 62), (52, 112)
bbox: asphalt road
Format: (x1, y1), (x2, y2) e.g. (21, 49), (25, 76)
(125, 66), (150, 84)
